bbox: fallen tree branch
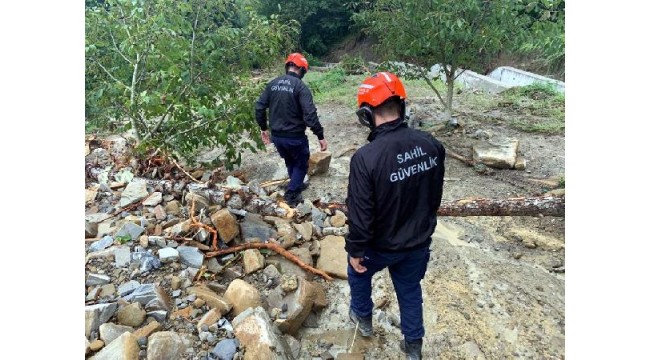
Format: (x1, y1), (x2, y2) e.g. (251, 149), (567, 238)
(205, 241), (334, 281)
(321, 195), (565, 218)
(170, 157), (204, 184)
(188, 195), (218, 250)
(446, 148), (475, 167)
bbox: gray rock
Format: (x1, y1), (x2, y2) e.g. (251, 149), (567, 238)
(86, 273), (111, 287)
(211, 339), (239, 360)
(226, 194), (244, 209)
(199, 331), (210, 341)
(146, 311), (168, 322)
(86, 221), (99, 238)
(123, 283), (171, 312)
(322, 226), (349, 237)
(310, 208), (326, 228)
(142, 192), (163, 206)
(172, 290), (181, 297)
(148, 236), (166, 248)
(115, 222), (145, 242)
(86, 287), (101, 301)
(89, 235), (115, 252)
(137, 336), (147, 347)
(240, 213), (277, 242)
(158, 247), (180, 263)
(120, 179), (149, 207)
(472, 138), (519, 169)
(284, 335), (301, 358)
(177, 246), (205, 268)
(207, 258), (223, 274)
(131, 251), (162, 272)
(114, 246), (131, 267)
(295, 203), (312, 217)
(118, 280), (141, 296)
(85, 303), (119, 338)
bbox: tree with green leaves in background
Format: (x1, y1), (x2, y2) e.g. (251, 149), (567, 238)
(353, 0), (530, 126)
(256, 0), (353, 56)
(85, 0), (298, 168)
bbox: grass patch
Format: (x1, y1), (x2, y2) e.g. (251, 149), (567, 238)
(497, 82), (565, 134)
(304, 68), (364, 109)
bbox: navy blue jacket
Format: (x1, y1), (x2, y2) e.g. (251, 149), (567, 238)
(255, 71), (324, 140)
(345, 119), (446, 258)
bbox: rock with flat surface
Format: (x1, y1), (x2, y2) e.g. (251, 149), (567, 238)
(187, 285), (233, 314)
(240, 213), (276, 242)
(177, 245), (205, 268)
(224, 279), (261, 316)
(99, 323), (135, 345)
(274, 278), (317, 334)
(232, 307), (291, 360)
(147, 331), (187, 360)
(119, 179), (149, 207)
(92, 332), (139, 360)
(117, 302), (146, 327)
(308, 151), (332, 176)
(316, 235), (348, 279)
(211, 209), (240, 243)
(472, 138), (519, 169)
(242, 249), (265, 274)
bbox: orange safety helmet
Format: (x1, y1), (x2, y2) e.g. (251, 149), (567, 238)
(285, 53), (309, 74)
(356, 71), (407, 128)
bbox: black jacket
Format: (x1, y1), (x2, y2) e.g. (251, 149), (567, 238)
(255, 72), (324, 140)
(345, 119), (446, 258)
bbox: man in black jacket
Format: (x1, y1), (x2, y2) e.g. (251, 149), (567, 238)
(346, 72), (446, 360)
(255, 53), (328, 206)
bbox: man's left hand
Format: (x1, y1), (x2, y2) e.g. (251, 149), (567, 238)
(261, 130), (270, 145)
(349, 257), (367, 273)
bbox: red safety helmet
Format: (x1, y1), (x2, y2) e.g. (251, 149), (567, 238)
(356, 72), (407, 128)
(285, 53), (309, 73)
(357, 71), (406, 108)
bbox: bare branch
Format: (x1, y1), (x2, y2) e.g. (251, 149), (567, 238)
(109, 29), (133, 65)
(92, 59), (130, 91)
(418, 67), (448, 110)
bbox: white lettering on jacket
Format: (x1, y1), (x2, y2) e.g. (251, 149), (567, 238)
(389, 155), (438, 183)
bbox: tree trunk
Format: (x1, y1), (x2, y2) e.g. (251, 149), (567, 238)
(446, 65), (456, 126)
(129, 53), (141, 142)
(321, 195), (565, 218)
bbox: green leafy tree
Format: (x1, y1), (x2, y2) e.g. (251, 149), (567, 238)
(354, 0), (527, 126)
(517, 0), (565, 78)
(85, 0), (298, 168)
(256, 0), (352, 56)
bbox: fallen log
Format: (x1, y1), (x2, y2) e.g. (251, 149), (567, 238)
(320, 195), (565, 218)
(205, 241), (334, 281)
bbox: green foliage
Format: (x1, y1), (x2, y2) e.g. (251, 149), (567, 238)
(353, 0), (529, 123)
(338, 54), (369, 75)
(516, 0), (565, 77)
(85, 0), (298, 169)
(498, 82), (565, 134)
(304, 68), (360, 108)
(115, 234), (131, 244)
(256, 0), (353, 56)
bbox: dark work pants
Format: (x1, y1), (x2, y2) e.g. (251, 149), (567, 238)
(348, 246), (431, 342)
(272, 135), (310, 193)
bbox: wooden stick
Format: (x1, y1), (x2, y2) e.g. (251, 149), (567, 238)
(205, 241), (334, 281)
(260, 178), (289, 188)
(170, 157), (203, 184)
(188, 194), (219, 250)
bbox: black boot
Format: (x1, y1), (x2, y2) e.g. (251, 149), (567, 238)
(284, 190), (303, 207)
(400, 339), (423, 360)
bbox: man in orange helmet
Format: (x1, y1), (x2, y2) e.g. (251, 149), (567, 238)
(345, 72), (446, 359)
(255, 53), (328, 207)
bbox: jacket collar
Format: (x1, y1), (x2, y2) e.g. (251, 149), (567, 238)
(287, 71), (302, 79)
(368, 118), (406, 142)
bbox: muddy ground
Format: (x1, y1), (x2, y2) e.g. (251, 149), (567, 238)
(204, 85), (566, 360)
